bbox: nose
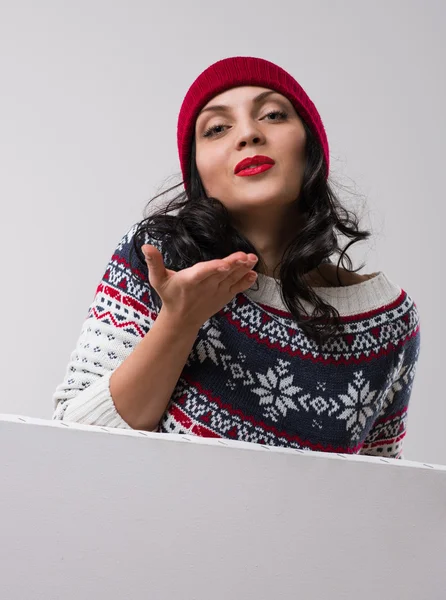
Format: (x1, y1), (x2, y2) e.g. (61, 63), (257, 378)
(235, 120), (266, 149)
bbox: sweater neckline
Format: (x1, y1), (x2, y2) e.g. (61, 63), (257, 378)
(244, 271), (402, 317)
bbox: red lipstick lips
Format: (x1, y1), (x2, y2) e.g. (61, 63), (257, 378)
(234, 155), (275, 177)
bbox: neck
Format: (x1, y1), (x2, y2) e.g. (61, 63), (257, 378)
(232, 205), (301, 277)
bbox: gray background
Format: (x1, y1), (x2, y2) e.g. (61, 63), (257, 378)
(0, 0), (444, 463)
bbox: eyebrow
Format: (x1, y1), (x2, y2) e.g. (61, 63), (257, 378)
(197, 90), (282, 117)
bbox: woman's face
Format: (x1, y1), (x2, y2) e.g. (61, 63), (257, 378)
(194, 86), (307, 215)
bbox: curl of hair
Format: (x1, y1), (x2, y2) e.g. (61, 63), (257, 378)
(130, 121), (371, 346)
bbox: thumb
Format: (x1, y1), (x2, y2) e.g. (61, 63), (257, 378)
(141, 244), (168, 288)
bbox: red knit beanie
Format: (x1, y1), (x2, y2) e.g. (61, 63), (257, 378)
(177, 56), (330, 188)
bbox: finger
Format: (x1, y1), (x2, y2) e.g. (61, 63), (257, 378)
(141, 245), (168, 288)
(223, 261), (258, 288)
(229, 270), (258, 295)
(221, 253), (258, 283)
(221, 252), (258, 269)
(187, 258), (239, 284)
(194, 254), (258, 286)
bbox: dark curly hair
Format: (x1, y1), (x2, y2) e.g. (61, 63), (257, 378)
(130, 120), (371, 345)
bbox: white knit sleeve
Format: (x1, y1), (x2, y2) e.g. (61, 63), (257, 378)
(52, 223), (159, 429)
(52, 324), (135, 429)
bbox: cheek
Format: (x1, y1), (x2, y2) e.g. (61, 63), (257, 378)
(195, 144), (228, 193)
(286, 128), (306, 159)
(283, 133), (306, 175)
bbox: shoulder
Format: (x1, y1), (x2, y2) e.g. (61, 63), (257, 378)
(306, 264), (379, 288)
(392, 287), (421, 344)
(100, 221), (163, 312)
(375, 278), (421, 368)
(115, 220), (163, 253)
(113, 219), (171, 271)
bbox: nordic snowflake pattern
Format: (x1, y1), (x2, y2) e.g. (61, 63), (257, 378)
(52, 223), (421, 458)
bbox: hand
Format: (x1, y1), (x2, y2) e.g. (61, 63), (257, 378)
(141, 244), (258, 329)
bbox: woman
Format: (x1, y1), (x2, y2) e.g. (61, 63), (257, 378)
(52, 56), (421, 458)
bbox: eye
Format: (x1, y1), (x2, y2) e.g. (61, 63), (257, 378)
(203, 123), (229, 138)
(201, 110), (288, 138)
(262, 110), (288, 122)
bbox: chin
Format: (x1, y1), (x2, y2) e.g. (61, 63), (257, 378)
(232, 186), (297, 209)
(222, 192), (272, 208)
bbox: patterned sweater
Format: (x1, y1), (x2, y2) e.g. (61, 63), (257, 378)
(52, 223), (421, 458)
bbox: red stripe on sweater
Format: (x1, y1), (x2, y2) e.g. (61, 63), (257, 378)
(95, 283), (158, 320)
(89, 307), (147, 338)
(169, 404), (221, 438)
(223, 311), (399, 365)
(111, 254), (147, 281)
(256, 290), (407, 322)
(361, 431), (406, 449)
(179, 375), (361, 454)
